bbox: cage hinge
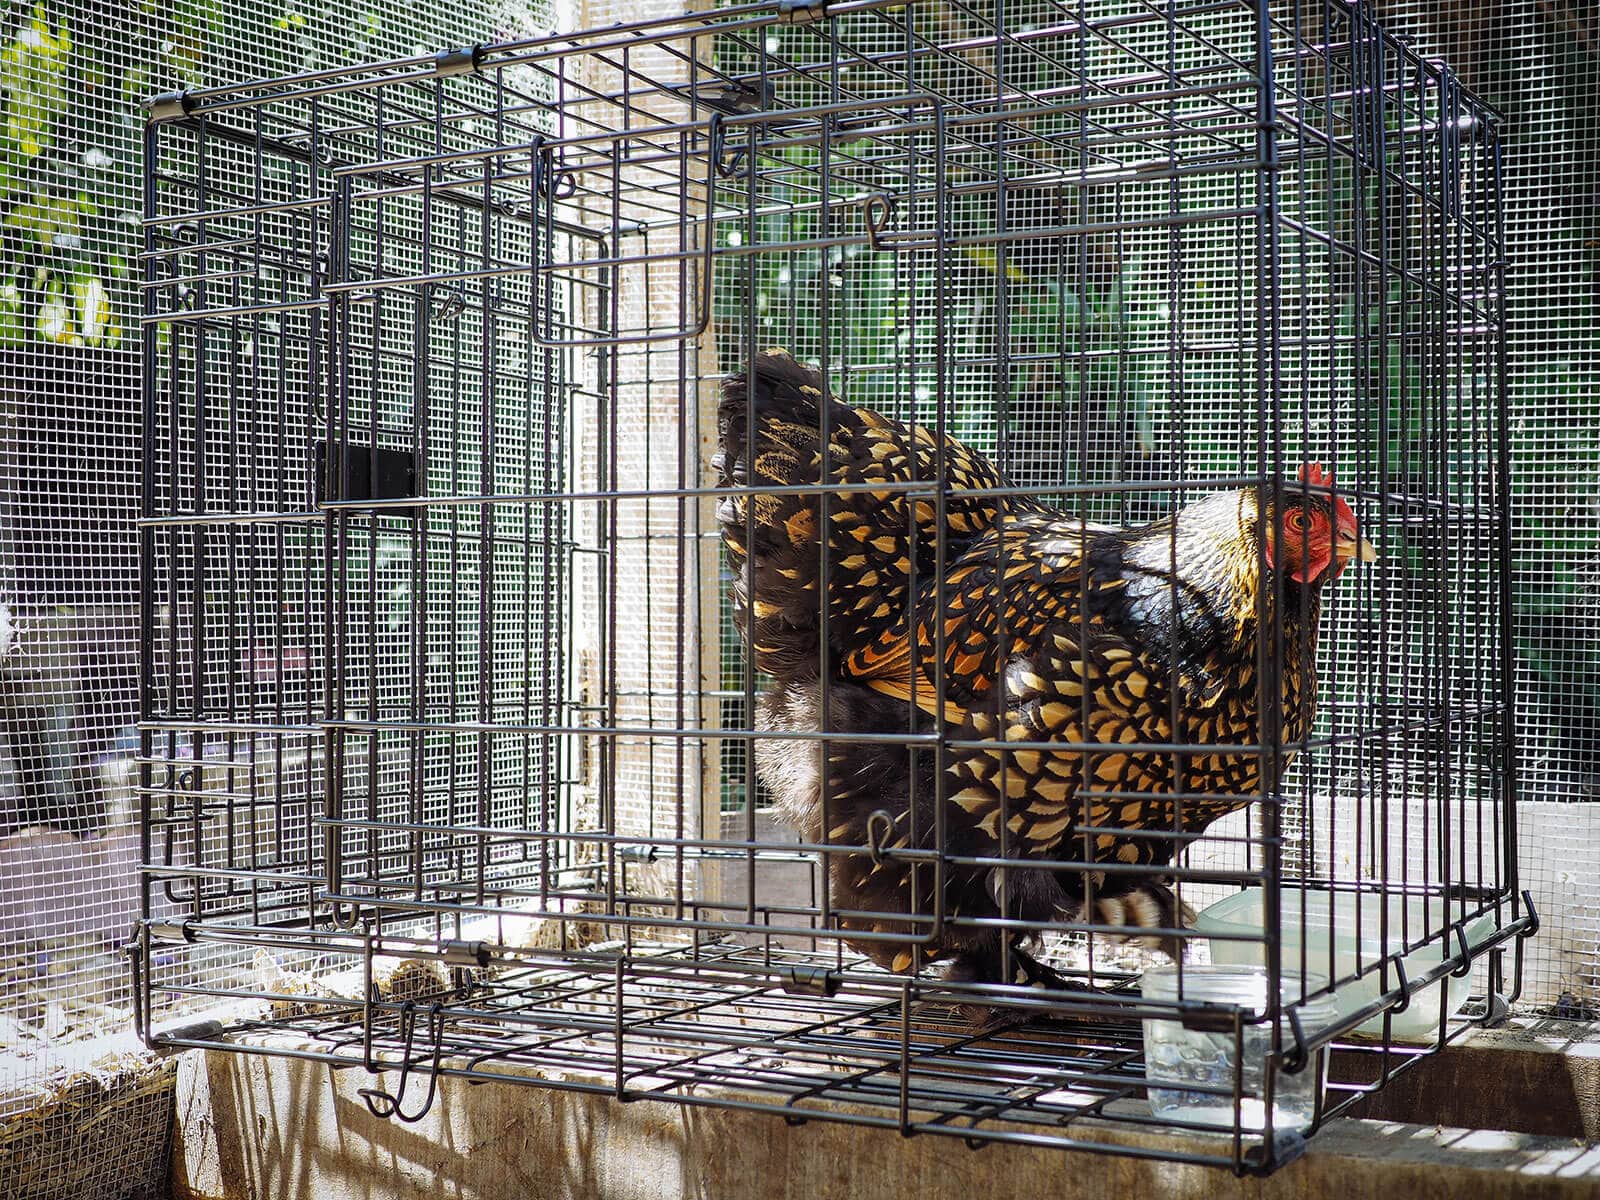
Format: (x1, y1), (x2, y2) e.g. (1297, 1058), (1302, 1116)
(146, 91), (194, 124)
(779, 965), (840, 997)
(313, 439), (418, 506)
(689, 79), (774, 115)
(434, 46), (481, 77)
(777, 0), (827, 23)
(442, 939), (491, 968)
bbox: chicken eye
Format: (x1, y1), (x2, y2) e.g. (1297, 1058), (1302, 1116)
(1285, 509), (1306, 531)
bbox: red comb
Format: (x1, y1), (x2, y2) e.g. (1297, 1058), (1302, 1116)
(1296, 462), (1359, 533)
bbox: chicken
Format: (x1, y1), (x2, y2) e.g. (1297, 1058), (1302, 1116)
(714, 347), (1377, 1019)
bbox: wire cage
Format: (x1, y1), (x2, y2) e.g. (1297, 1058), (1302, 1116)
(137, 0), (1533, 1175)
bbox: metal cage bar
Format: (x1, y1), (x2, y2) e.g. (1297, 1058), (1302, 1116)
(136, 0), (1524, 1175)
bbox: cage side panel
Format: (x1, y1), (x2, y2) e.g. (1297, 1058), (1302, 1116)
(1372, 0), (1599, 1012)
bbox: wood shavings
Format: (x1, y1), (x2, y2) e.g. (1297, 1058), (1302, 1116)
(0, 1052), (174, 1200)
(254, 948), (457, 1019)
(252, 949), (358, 1019)
(372, 955), (452, 1003)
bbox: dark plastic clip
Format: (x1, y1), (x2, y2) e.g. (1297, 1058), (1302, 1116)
(146, 92), (193, 124)
(778, 0), (827, 23)
(442, 940), (491, 969)
(779, 964), (839, 997)
(434, 47), (481, 78)
(149, 920), (198, 944)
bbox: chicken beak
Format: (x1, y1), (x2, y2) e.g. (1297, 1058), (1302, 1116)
(1337, 532), (1379, 563)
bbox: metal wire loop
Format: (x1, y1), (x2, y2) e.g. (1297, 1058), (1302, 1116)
(863, 192), (895, 250)
(1451, 922), (1476, 978)
(708, 110), (744, 179)
(358, 1001), (446, 1124)
(529, 137), (575, 199)
(865, 809), (894, 865)
(430, 285), (467, 322)
(1280, 1002), (1311, 1075)
(1519, 890), (1541, 939)
(1386, 955), (1412, 1017)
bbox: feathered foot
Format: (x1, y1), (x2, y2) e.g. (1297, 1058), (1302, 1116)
(1090, 877), (1198, 960)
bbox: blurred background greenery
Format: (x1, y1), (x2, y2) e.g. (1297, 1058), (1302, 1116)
(1, 0), (544, 348)
(709, 0), (1599, 810)
(0, 0), (1595, 825)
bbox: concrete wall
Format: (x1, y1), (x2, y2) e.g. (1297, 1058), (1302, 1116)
(562, 0), (723, 928)
(168, 1042), (1600, 1200)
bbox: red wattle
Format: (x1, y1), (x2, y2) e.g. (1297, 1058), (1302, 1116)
(1292, 548), (1333, 584)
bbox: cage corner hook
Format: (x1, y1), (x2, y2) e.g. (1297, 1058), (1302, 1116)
(357, 1001), (445, 1124)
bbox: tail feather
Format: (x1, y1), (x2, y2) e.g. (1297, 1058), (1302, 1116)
(715, 347), (1029, 680)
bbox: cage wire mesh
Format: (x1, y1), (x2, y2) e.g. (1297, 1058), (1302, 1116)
(133, 0), (1536, 1174)
(1367, 0), (1600, 1020)
(0, 0), (556, 1194)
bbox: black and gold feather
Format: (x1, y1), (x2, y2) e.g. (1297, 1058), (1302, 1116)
(715, 347), (1051, 680)
(715, 347), (1345, 1019)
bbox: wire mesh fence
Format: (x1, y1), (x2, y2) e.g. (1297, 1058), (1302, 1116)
(1369, 0), (1600, 1018)
(0, 0), (1591, 1186)
(135, 0), (1529, 1174)
(0, 0), (555, 1167)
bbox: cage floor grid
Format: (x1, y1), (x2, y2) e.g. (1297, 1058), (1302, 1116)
(226, 949), (1179, 1145)
(145, 936), (1466, 1173)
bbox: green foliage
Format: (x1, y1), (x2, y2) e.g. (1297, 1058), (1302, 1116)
(712, 151), (1161, 514)
(0, 0), (501, 348)
(0, 4), (116, 345)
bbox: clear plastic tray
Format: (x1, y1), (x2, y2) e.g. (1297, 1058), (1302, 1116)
(1192, 888), (1497, 1041)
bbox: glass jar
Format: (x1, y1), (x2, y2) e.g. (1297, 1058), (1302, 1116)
(1140, 964), (1336, 1131)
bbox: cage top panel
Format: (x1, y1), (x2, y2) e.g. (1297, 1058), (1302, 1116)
(146, 0), (1502, 140)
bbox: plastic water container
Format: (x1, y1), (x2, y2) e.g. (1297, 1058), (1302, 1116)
(1192, 888), (1497, 1040)
(1141, 965), (1335, 1131)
